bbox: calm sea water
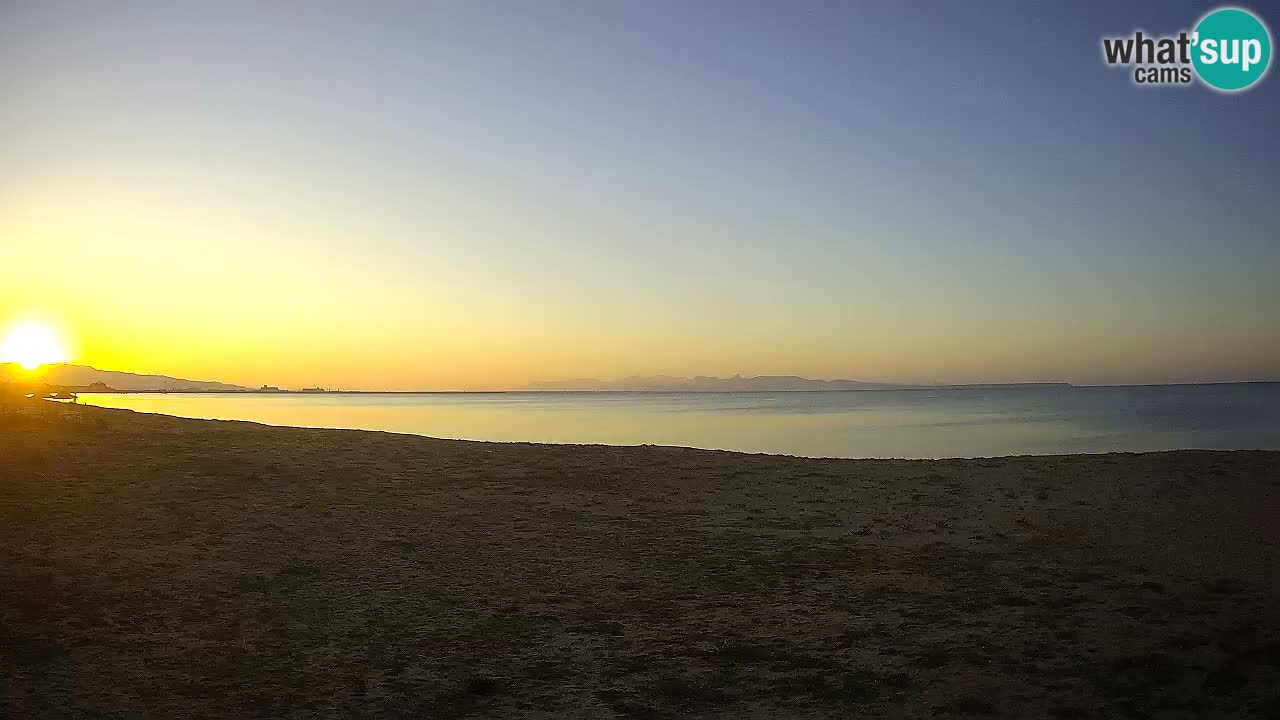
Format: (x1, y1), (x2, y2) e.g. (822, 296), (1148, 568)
(79, 385), (1280, 459)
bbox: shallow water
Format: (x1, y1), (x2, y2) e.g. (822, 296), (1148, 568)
(81, 385), (1280, 459)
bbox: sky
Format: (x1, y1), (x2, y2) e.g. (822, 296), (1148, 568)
(2, 0), (1278, 390)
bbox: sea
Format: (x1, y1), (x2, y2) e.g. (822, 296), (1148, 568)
(78, 384), (1280, 459)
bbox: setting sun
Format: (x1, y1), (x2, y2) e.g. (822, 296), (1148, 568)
(1, 322), (68, 370)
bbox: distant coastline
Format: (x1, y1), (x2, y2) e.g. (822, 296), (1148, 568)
(78, 381), (1278, 395)
(6, 363), (1276, 395)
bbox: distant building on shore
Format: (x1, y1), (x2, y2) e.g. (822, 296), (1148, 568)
(259, 385), (281, 392)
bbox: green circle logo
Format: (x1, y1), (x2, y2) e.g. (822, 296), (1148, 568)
(1192, 7), (1272, 91)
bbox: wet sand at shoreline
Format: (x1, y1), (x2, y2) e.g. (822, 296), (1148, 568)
(3, 407), (1279, 718)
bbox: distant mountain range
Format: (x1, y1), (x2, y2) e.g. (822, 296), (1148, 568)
(520, 375), (1073, 392)
(0, 363), (247, 392)
(0, 365), (1080, 393)
(523, 375), (893, 391)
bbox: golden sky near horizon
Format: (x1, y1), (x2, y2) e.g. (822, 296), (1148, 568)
(3, 194), (1276, 392)
(2, 177), (1278, 390)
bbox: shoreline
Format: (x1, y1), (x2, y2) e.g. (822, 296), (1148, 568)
(71, 394), (1280, 461)
(3, 406), (1278, 717)
(52, 403), (1280, 462)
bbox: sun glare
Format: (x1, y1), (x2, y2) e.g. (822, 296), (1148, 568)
(1, 322), (68, 371)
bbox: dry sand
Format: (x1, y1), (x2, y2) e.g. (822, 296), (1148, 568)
(2, 406), (1279, 718)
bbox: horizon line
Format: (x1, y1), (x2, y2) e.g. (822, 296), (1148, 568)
(71, 380), (1280, 394)
(4, 363), (1277, 393)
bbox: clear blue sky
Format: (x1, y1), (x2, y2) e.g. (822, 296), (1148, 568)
(2, 1), (1277, 388)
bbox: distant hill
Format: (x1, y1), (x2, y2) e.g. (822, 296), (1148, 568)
(522, 375), (904, 392)
(521, 375), (1077, 392)
(0, 363), (247, 392)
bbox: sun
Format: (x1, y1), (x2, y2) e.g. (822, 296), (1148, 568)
(1, 322), (68, 371)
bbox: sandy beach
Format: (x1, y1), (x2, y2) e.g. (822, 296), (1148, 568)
(2, 406), (1278, 718)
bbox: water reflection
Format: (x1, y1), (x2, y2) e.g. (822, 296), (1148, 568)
(80, 385), (1280, 459)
